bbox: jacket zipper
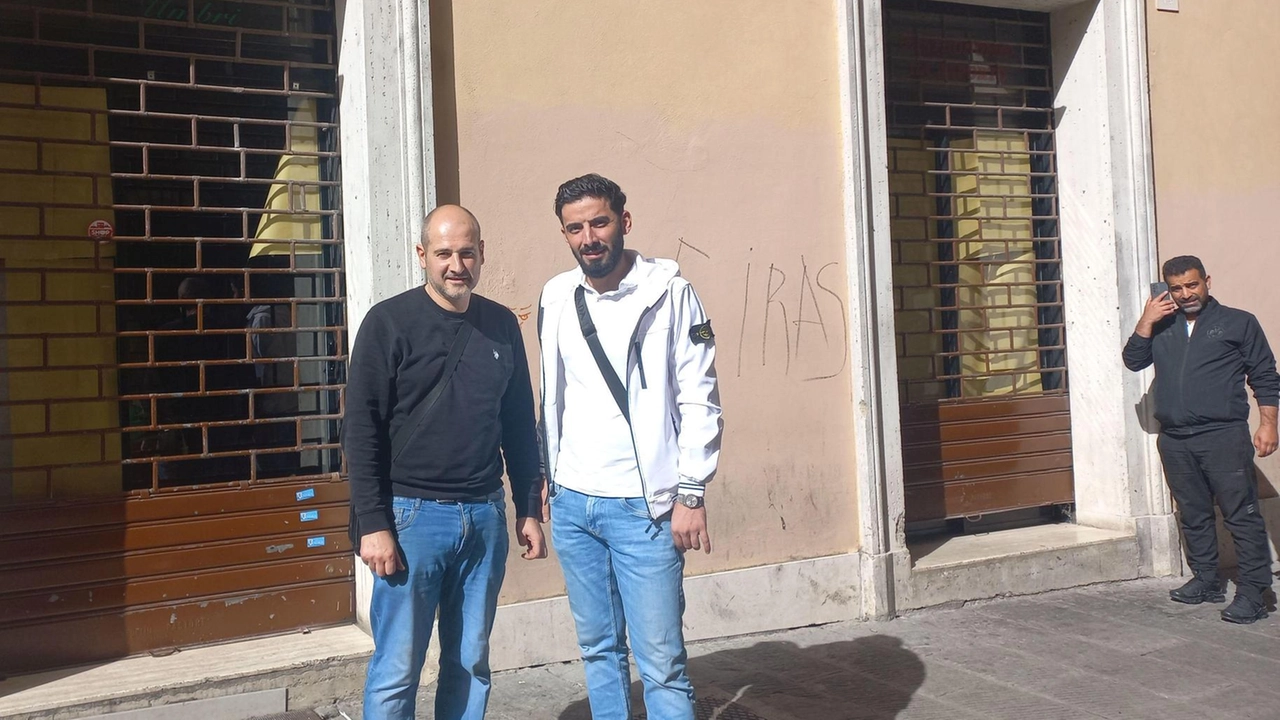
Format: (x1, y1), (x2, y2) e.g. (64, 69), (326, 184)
(1178, 325), (1189, 424)
(1176, 307), (1205, 427)
(634, 342), (648, 389)
(625, 293), (667, 519)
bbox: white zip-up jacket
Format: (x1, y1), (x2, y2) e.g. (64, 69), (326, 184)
(538, 252), (723, 519)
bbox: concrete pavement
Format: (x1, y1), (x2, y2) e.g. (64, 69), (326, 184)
(317, 576), (1280, 720)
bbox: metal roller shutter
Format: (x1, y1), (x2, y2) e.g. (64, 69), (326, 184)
(0, 0), (350, 675)
(883, 0), (1074, 526)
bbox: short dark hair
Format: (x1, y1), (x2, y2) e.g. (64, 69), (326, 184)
(1162, 255), (1207, 280)
(177, 276), (214, 300)
(554, 173), (626, 219)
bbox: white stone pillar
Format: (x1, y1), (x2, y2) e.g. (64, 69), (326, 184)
(336, 0), (436, 634)
(837, 0), (909, 621)
(1051, 0), (1180, 576)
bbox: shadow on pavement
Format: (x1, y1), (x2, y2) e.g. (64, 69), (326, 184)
(558, 634), (925, 720)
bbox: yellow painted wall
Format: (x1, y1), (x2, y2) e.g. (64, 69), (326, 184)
(1146, 0), (1280, 493)
(0, 83), (120, 500)
(430, 0), (858, 602)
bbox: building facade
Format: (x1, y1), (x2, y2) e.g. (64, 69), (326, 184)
(0, 0), (1274, 677)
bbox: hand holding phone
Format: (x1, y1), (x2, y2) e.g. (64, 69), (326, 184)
(1140, 281), (1177, 332)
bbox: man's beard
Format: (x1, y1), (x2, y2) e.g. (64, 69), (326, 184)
(1179, 295), (1205, 313)
(576, 236), (625, 279)
(428, 273), (474, 302)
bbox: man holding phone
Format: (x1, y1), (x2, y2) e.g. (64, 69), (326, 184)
(1123, 255), (1279, 623)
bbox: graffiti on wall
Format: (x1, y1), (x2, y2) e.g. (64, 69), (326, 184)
(673, 239), (849, 384)
(509, 238), (851, 386)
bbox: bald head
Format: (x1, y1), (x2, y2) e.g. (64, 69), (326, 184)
(422, 204), (481, 250)
(416, 204), (485, 311)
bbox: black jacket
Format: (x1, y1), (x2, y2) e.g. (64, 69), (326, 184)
(1123, 297), (1279, 435)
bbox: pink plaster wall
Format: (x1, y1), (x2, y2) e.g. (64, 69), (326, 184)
(428, 0), (859, 602)
(1147, 0), (1280, 495)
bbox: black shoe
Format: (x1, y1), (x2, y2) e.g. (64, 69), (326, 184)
(1169, 575), (1226, 605)
(1221, 593), (1269, 624)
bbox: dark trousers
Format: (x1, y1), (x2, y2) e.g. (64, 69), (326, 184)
(1158, 425), (1274, 600)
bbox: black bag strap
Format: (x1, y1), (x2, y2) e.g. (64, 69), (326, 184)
(390, 321), (474, 465)
(574, 285), (630, 424)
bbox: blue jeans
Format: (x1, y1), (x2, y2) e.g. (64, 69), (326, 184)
(551, 486), (694, 720)
(363, 491), (508, 720)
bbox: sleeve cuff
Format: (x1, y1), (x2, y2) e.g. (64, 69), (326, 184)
(357, 509), (392, 537)
(512, 476), (543, 518)
(676, 480), (705, 497)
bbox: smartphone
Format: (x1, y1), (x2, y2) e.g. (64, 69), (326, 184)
(1150, 281), (1169, 299)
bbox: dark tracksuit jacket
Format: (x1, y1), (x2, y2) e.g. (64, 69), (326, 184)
(1122, 296), (1278, 594)
(1122, 297), (1279, 435)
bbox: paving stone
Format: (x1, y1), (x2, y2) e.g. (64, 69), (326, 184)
(934, 609), (1234, 703)
(974, 595), (1188, 655)
(1043, 586), (1280, 660)
(318, 578), (1280, 719)
(900, 627), (1210, 718)
(920, 684), (1093, 720)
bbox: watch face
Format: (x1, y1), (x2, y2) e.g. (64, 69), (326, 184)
(681, 495), (700, 508)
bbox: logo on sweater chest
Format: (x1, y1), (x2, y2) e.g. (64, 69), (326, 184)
(1208, 325), (1224, 339)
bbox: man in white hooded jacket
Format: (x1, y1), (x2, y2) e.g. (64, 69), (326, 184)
(538, 174), (723, 720)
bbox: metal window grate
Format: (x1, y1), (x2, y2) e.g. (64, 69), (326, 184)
(0, 0), (344, 498)
(885, 0), (1066, 405)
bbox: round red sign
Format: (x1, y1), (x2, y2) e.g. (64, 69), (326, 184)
(87, 220), (114, 240)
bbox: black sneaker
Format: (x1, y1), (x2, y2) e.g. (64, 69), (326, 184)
(1221, 593), (1269, 624)
(1169, 575), (1226, 605)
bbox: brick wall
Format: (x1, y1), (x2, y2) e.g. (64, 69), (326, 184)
(0, 82), (121, 500)
(889, 136), (946, 403)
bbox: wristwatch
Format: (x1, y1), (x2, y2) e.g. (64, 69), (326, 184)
(675, 493), (704, 509)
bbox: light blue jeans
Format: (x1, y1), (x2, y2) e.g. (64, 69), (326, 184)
(551, 486), (695, 720)
(363, 491), (508, 720)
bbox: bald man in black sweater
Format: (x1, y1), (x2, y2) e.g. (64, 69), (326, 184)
(344, 205), (546, 720)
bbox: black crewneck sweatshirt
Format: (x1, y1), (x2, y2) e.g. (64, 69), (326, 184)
(343, 287), (540, 541)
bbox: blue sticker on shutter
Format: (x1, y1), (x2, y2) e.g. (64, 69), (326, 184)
(296, 488), (316, 501)
(307, 536), (326, 548)
(300, 510), (319, 522)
